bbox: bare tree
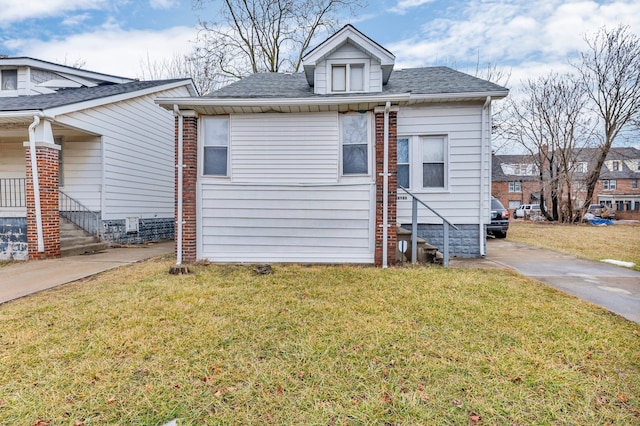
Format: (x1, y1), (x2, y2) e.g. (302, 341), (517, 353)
(138, 52), (230, 95)
(192, 0), (364, 80)
(574, 25), (640, 207)
(505, 73), (592, 222)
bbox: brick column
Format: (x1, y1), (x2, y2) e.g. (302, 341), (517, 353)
(176, 114), (198, 263)
(374, 111), (398, 267)
(25, 143), (61, 260)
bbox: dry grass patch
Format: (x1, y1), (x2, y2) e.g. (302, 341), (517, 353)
(508, 220), (640, 270)
(1, 260), (639, 425)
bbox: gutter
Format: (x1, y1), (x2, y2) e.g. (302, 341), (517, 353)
(27, 115), (45, 253)
(479, 96), (491, 256)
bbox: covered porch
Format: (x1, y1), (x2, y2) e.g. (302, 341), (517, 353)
(0, 115), (102, 260)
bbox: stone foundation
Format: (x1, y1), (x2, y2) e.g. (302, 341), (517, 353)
(0, 217), (28, 260)
(101, 218), (174, 245)
(401, 224), (483, 258)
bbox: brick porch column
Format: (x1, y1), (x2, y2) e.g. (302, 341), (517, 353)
(176, 114), (198, 263)
(374, 110), (398, 267)
(24, 142), (61, 260)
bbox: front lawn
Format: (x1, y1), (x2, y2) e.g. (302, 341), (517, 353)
(508, 220), (640, 270)
(1, 260), (639, 425)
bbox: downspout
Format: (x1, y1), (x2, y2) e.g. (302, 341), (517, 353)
(382, 101), (391, 268)
(28, 115), (44, 253)
(479, 96), (491, 256)
(173, 105), (184, 265)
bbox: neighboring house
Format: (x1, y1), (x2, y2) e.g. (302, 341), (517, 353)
(491, 153), (541, 211)
(157, 25), (508, 266)
(492, 147), (640, 218)
(0, 57), (197, 260)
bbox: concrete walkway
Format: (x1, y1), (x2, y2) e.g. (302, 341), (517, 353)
(480, 239), (640, 324)
(0, 241), (173, 305)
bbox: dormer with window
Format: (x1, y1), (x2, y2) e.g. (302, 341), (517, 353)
(302, 25), (395, 95)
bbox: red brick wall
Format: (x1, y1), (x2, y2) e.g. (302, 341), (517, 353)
(492, 180), (541, 213)
(25, 144), (60, 260)
(176, 115), (198, 263)
(374, 111), (397, 267)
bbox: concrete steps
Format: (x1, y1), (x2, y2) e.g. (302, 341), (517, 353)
(396, 226), (443, 265)
(60, 218), (109, 257)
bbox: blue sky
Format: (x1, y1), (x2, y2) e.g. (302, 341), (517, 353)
(1, 0), (639, 90)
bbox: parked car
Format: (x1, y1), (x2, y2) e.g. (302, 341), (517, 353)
(585, 204), (615, 219)
(487, 197), (509, 238)
(514, 203), (541, 218)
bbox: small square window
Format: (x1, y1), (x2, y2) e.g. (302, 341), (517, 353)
(1, 69), (17, 91)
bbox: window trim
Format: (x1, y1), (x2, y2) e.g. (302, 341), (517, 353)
(0, 69), (18, 92)
(397, 137), (410, 189)
(603, 179), (617, 191)
(508, 181), (522, 193)
(339, 112), (372, 177)
(420, 135), (449, 191)
(200, 115), (231, 178)
(326, 59), (369, 94)
(632, 179), (638, 189)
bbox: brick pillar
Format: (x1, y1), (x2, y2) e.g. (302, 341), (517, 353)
(25, 143), (61, 260)
(176, 114), (198, 263)
(374, 111), (398, 266)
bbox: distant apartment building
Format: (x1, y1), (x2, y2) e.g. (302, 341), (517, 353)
(492, 147), (640, 219)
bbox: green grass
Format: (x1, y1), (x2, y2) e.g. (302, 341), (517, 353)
(508, 220), (640, 271)
(1, 259), (639, 425)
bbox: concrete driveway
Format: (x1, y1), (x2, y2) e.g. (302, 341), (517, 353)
(486, 239), (640, 324)
(0, 242), (173, 305)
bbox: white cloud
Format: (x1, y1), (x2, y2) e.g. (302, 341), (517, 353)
(388, 0), (640, 86)
(149, 0), (178, 9)
(389, 0), (437, 15)
(0, 0), (110, 25)
(4, 25), (198, 79)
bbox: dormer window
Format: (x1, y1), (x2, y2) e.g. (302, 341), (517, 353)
(330, 62), (365, 93)
(1, 69), (17, 91)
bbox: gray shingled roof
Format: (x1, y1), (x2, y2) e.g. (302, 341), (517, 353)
(0, 79), (188, 112)
(205, 66), (508, 99)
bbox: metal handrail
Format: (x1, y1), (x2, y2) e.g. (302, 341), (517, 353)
(398, 186), (459, 267)
(0, 178), (26, 208)
(59, 190), (100, 237)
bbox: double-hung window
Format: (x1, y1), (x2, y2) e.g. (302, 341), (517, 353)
(603, 179), (617, 190)
(203, 116), (229, 176)
(331, 63), (365, 92)
(422, 136), (446, 188)
(341, 113), (369, 175)
(509, 181), (521, 192)
(397, 137), (410, 188)
(1, 69), (17, 91)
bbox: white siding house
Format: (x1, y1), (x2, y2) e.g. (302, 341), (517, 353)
(0, 57), (197, 259)
(158, 25), (508, 266)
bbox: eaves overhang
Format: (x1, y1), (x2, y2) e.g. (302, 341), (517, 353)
(157, 90), (509, 115)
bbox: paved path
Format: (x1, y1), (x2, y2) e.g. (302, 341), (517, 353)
(484, 239), (640, 324)
(0, 242), (173, 305)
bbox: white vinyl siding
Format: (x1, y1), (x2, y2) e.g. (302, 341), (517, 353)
(229, 113), (339, 183)
(59, 137), (102, 211)
(199, 183), (375, 263)
(396, 103), (489, 225)
(55, 86), (189, 219)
